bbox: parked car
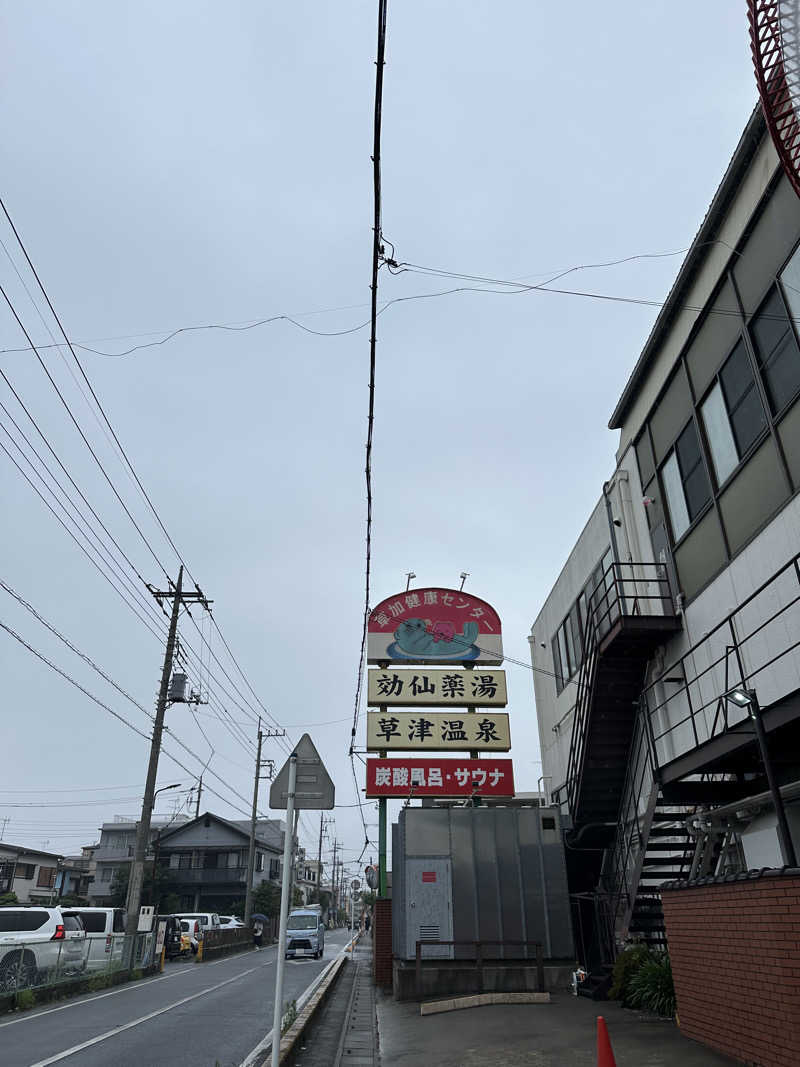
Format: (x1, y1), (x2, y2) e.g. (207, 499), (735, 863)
(0, 907), (87, 991)
(285, 907), (325, 960)
(218, 915), (245, 929)
(173, 912), (222, 933)
(61, 907), (126, 972)
(179, 918), (200, 954)
(157, 915), (184, 960)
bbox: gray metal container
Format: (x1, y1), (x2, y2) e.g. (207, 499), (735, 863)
(393, 805), (573, 961)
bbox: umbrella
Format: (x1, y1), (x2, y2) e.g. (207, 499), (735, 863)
(251, 913), (268, 922)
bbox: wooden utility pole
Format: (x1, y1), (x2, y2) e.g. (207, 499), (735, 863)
(125, 568), (209, 944)
(244, 720), (264, 926)
(194, 776), (203, 818)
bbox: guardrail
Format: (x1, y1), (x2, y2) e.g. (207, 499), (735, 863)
(414, 940), (544, 1000)
(0, 930), (156, 997)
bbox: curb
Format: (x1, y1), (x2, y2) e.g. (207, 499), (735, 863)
(420, 991), (551, 1015)
(244, 934), (360, 1067)
(276, 954), (347, 1063)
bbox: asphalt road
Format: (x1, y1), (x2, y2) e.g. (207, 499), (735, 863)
(0, 928), (354, 1067)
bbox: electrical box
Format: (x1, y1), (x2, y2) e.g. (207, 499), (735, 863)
(168, 672), (188, 703)
(405, 858), (453, 959)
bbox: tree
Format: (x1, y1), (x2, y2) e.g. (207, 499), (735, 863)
(0, 891), (19, 907)
(110, 864), (178, 910)
(252, 880), (281, 918)
(58, 892), (89, 907)
(291, 886), (304, 907)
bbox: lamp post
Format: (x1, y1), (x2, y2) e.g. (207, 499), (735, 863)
(725, 688), (797, 868)
(151, 784), (181, 908)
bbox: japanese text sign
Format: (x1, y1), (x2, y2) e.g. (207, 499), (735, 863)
(366, 711), (510, 752)
(368, 587), (503, 665)
(368, 668), (507, 708)
(366, 758), (514, 797)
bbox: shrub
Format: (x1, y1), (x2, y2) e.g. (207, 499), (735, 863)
(15, 989), (35, 1012)
(609, 944), (651, 1002)
(281, 999), (297, 1033)
(627, 952), (676, 1018)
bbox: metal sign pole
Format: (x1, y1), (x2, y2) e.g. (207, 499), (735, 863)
(271, 753), (297, 1067)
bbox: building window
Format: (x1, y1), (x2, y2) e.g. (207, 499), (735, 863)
(100, 867), (112, 883)
(36, 867), (56, 889)
(700, 339), (766, 485)
(15, 863), (35, 880)
(256, 852), (264, 872)
(661, 420), (711, 541)
(178, 852), (192, 869)
(269, 858), (280, 881)
(750, 284), (800, 415)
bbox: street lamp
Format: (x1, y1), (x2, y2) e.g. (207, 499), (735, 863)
(724, 687), (797, 868)
(151, 784), (181, 896)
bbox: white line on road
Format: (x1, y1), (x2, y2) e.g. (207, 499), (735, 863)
(0, 947), (269, 1031)
(27, 963), (267, 1066)
(238, 935), (359, 1067)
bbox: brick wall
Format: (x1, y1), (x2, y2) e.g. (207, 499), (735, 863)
(373, 898), (392, 988)
(662, 870), (800, 1067)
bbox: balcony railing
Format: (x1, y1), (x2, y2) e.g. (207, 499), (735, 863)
(643, 549), (800, 771)
(162, 866), (249, 884)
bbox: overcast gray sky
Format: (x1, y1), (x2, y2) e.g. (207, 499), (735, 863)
(0, 2), (757, 877)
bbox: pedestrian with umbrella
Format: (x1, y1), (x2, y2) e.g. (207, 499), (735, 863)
(252, 912), (268, 950)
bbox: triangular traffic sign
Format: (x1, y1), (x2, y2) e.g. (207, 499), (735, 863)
(269, 733), (335, 810)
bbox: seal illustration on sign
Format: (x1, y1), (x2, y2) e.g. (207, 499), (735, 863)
(388, 618), (480, 661)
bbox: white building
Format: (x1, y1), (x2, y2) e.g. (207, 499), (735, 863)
(0, 842), (62, 903)
(530, 106), (800, 970)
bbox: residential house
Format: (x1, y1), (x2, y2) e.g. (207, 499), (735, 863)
(530, 105), (800, 972)
(295, 852), (321, 905)
(156, 812), (287, 911)
(88, 815), (190, 905)
(0, 842), (63, 903)
(59, 845), (97, 900)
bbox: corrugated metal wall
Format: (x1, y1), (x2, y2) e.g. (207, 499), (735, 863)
(393, 805), (574, 961)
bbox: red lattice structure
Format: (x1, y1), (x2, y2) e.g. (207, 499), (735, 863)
(749, 0), (800, 197)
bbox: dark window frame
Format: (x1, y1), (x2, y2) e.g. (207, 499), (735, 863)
(749, 281), (800, 418)
(698, 336), (769, 491)
(657, 416), (713, 547)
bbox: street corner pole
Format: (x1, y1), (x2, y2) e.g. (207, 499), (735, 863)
(271, 752), (297, 1067)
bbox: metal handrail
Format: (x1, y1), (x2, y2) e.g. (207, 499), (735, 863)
(414, 939), (545, 999)
(564, 561), (675, 820)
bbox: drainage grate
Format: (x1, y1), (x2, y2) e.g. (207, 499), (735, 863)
(333, 948), (378, 1067)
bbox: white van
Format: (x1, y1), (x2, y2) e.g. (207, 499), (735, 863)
(61, 907), (126, 972)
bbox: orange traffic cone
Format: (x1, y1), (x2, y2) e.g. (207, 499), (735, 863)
(597, 1016), (617, 1067)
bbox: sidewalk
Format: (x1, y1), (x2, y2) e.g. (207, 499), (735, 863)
(377, 989), (738, 1066)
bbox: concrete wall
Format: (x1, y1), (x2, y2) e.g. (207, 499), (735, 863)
(662, 871), (800, 1067)
(529, 498), (609, 795)
(614, 133), (780, 459)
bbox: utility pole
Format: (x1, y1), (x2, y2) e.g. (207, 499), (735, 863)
(125, 567), (209, 945)
(330, 840), (339, 919)
(244, 720), (264, 926)
(315, 813), (325, 904)
(194, 775), (203, 818)
(244, 723), (281, 925)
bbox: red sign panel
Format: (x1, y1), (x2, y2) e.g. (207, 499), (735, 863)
(365, 758), (514, 798)
(367, 587), (503, 665)
(422, 871), (437, 883)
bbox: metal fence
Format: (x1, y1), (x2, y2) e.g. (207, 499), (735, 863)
(0, 931), (157, 994)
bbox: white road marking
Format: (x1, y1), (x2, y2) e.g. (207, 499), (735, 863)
(0, 947), (269, 1030)
(27, 964), (265, 1066)
(238, 935), (360, 1067)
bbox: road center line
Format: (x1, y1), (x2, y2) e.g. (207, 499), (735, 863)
(27, 965), (263, 1066)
